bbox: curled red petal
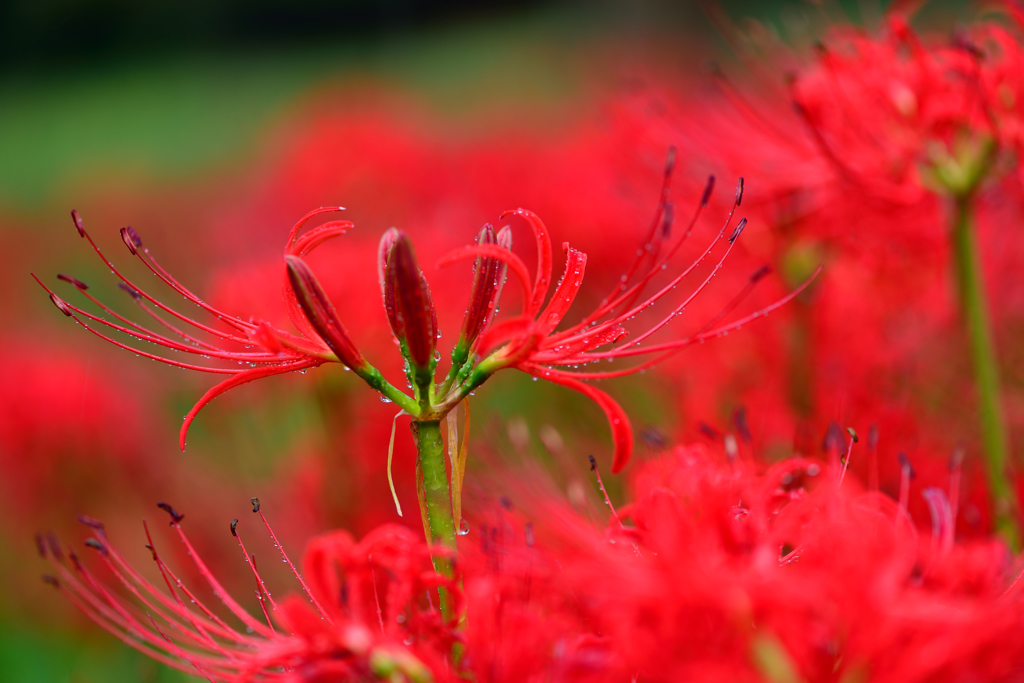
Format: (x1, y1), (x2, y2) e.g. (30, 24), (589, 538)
(459, 225), (505, 344)
(474, 315), (536, 358)
(179, 360), (321, 451)
(500, 208), (552, 316)
(285, 206), (346, 248)
(537, 242), (587, 335)
(525, 367), (634, 473)
(300, 530), (357, 626)
(287, 220), (355, 257)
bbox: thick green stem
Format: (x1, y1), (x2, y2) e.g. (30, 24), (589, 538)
(410, 419), (457, 617)
(952, 200), (1020, 548)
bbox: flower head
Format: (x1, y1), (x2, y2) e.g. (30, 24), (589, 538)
(788, 13), (1019, 203)
(436, 168), (818, 472)
(40, 502), (457, 682)
(38, 164), (816, 471)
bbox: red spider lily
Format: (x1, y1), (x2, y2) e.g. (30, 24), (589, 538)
(787, 14), (1017, 205)
(37, 163), (817, 472)
(437, 172), (820, 472)
(39, 440), (1024, 681)
(33, 208), (395, 450)
(39, 503), (457, 682)
(455, 440), (1024, 682)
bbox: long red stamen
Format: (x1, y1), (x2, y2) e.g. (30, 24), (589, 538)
(253, 503), (333, 626)
(72, 218), (254, 343)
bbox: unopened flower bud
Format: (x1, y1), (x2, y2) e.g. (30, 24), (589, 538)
(377, 228), (401, 332)
(459, 224), (511, 345)
(384, 233), (436, 372)
(285, 255), (367, 370)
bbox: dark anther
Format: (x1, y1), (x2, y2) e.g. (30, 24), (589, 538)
(846, 427), (859, 443)
(49, 293), (72, 317)
(35, 534), (46, 558)
(42, 575), (60, 588)
(867, 423), (879, 450)
(157, 502), (184, 524)
(120, 227), (142, 255)
(749, 265), (772, 283)
(124, 225), (142, 247)
(728, 218), (747, 245)
(69, 552), (82, 571)
(641, 426), (668, 451)
(822, 421), (843, 453)
(949, 447), (965, 472)
(57, 274), (89, 290)
(660, 201), (674, 238)
(700, 175), (716, 207)
(898, 452), (917, 480)
(499, 496), (513, 511)
(733, 407), (752, 444)
(588, 454), (598, 471)
(77, 515), (105, 532)
(46, 533), (64, 561)
(117, 283), (141, 300)
(251, 497), (261, 513)
(735, 177), (744, 206)
(84, 538), (108, 556)
(663, 146), (677, 179)
(230, 519), (239, 537)
(70, 210), (85, 237)
(952, 31), (984, 59)
(698, 422), (721, 441)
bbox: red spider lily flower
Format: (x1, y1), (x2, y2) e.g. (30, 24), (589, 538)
(437, 171), (820, 473)
(454, 439), (1024, 682)
(787, 14), (1016, 205)
(39, 503), (458, 682)
(34, 208), (413, 450)
(38, 162), (817, 472)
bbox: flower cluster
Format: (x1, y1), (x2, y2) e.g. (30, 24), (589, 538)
(789, 11), (1024, 205)
(41, 440), (1024, 682)
(40, 502), (455, 682)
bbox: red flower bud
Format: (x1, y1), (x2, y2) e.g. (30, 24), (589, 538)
(285, 255), (366, 370)
(377, 228), (401, 333)
(383, 233), (436, 371)
(459, 224), (511, 346)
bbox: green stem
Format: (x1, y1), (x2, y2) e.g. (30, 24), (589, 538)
(952, 199), (1020, 548)
(357, 366), (419, 415)
(410, 419), (457, 617)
